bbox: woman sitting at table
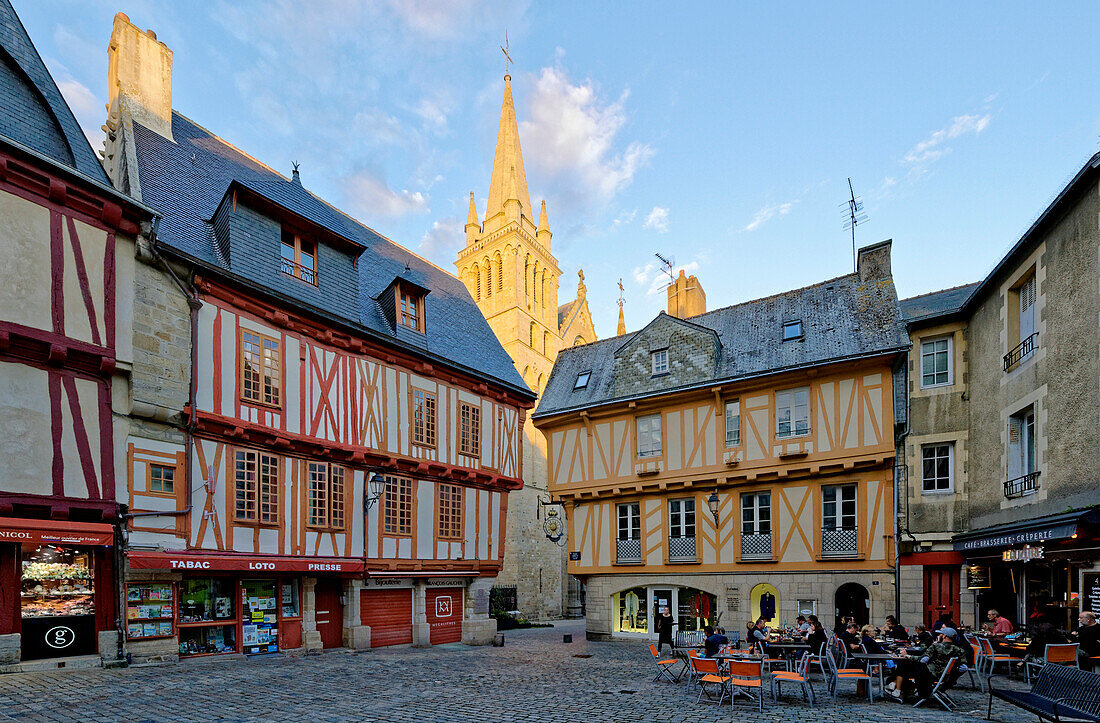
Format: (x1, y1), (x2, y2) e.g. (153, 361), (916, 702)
(1016, 621), (1067, 670)
(909, 623), (934, 649)
(806, 618), (829, 654)
(859, 625), (888, 654)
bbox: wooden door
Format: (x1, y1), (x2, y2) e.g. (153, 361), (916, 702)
(426, 587), (462, 644)
(923, 566), (960, 627)
(361, 588), (413, 647)
(314, 579), (344, 649)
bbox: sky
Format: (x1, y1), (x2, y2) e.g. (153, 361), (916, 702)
(15, 1), (1100, 339)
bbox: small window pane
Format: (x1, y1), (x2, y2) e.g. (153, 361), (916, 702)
(574, 372), (590, 390)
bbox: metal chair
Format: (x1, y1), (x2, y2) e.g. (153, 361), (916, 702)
(692, 656), (731, 706)
(727, 659), (766, 712)
(978, 636), (1021, 676)
(914, 657), (960, 711)
(1025, 643), (1079, 684)
(825, 648), (874, 702)
(648, 643), (681, 683)
(771, 651), (816, 707)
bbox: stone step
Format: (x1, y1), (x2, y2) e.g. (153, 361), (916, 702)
(5, 654), (104, 673)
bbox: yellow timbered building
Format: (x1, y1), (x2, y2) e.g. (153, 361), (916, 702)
(533, 242), (910, 639)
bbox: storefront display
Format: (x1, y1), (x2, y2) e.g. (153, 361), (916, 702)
(613, 587), (648, 633)
(281, 580), (300, 617)
(241, 579), (279, 655)
(178, 578), (236, 657)
(677, 588), (716, 632)
(126, 584), (175, 639)
(20, 544), (97, 660)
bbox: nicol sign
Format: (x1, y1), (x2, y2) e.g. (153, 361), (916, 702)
(1002, 545), (1044, 562)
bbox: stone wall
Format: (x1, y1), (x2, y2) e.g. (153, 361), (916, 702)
(130, 249), (190, 423)
(611, 313), (717, 399)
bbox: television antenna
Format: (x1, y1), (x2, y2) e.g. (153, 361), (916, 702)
(655, 252), (675, 287)
(840, 177), (868, 272)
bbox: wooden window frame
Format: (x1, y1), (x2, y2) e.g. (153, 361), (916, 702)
(306, 461), (346, 532)
(240, 329), (282, 408)
(411, 388), (438, 448)
(724, 399), (741, 448)
(920, 336), (953, 388)
(635, 413), (662, 459)
(145, 461), (178, 497)
(397, 286), (426, 333)
(775, 386), (811, 439)
(383, 475), (413, 537)
(651, 348), (669, 376)
(921, 443), (954, 494)
(280, 228), (318, 285)
(459, 402), (481, 458)
(436, 483), (464, 540)
(234, 449), (280, 525)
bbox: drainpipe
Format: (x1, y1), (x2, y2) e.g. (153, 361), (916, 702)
(894, 355), (913, 622)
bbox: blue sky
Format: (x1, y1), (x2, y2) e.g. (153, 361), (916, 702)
(16, 1), (1100, 338)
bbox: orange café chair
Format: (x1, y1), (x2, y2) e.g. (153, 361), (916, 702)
(693, 656), (732, 707)
(771, 652), (816, 707)
(727, 659), (766, 712)
(648, 643), (681, 683)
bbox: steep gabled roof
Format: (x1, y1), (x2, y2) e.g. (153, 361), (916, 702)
(132, 111), (532, 399)
(535, 269), (909, 418)
(0, 0), (110, 185)
(900, 282), (979, 324)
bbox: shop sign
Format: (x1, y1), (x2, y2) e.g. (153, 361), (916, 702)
(426, 578), (466, 587)
(0, 519), (114, 546)
(954, 523), (1076, 551)
(474, 588), (489, 615)
(127, 552), (364, 574)
(1002, 545), (1044, 562)
(569, 552), (580, 561)
(1083, 573), (1100, 615)
(967, 565), (991, 589)
(363, 577), (414, 589)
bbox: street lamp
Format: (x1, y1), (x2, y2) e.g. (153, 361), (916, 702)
(364, 472), (387, 511)
(707, 490), (720, 527)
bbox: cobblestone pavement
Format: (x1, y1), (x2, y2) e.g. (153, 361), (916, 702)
(0, 620), (1038, 722)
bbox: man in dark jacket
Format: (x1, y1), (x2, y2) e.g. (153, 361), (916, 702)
(1073, 612), (1099, 669)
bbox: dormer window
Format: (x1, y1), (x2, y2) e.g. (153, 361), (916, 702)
(399, 287), (425, 332)
(281, 228), (317, 285)
(651, 348), (669, 376)
(574, 371), (591, 390)
(782, 320), (803, 341)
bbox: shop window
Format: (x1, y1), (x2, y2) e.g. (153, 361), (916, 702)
(280, 228), (317, 285)
(920, 336), (953, 388)
(235, 449), (280, 524)
(307, 462), (345, 530)
(412, 389), (437, 448)
(384, 475), (413, 535)
(459, 402), (481, 457)
(178, 578), (236, 657)
(776, 386), (810, 439)
(822, 484), (858, 557)
(651, 349), (669, 376)
(241, 579), (279, 655)
(20, 545), (96, 658)
(281, 580), (301, 617)
(241, 330), (281, 407)
(437, 483), (463, 540)
(612, 587), (648, 633)
(126, 584), (175, 640)
(921, 443), (954, 493)
(148, 464), (175, 494)
(668, 498), (696, 562)
(678, 588), (717, 632)
(616, 502), (641, 563)
(636, 413), (662, 458)
(724, 400), (741, 447)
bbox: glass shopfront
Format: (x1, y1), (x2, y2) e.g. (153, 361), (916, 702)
(20, 544), (97, 660)
(178, 578), (237, 657)
(241, 579), (278, 655)
(611, 585), (717, 637)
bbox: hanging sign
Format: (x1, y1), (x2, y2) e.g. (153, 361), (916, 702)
(967, 565), (991, 589)
(1082, 573), (1100, 614)
(1002, 545), (1044, 562)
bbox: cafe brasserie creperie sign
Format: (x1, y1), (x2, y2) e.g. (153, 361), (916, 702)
(1002, 545), (1044, 562)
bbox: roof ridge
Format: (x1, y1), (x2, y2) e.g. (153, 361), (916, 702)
(170, 110), (461, 283)
(692, 270), (860, 320)
(901, 281), (980, 303)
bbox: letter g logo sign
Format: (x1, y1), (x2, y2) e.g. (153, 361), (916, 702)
(45, 626), (76, 649)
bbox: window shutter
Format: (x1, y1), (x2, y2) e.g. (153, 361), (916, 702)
(1007, 417), (1023, 479)
(1020, 276), (1036, 341)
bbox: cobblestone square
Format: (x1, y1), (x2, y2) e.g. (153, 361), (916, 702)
(0, 620), (1042, 722)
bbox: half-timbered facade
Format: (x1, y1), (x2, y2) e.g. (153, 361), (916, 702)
(533, 242), (909, 640)
(0, 0), (155, 669)
(103, 13), (533, 661)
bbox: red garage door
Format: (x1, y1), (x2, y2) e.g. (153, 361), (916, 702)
(360, 589), (413, 647)
(426, 587), (462, 644)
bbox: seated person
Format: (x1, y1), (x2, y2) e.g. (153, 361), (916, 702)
(910, 623), (934, 649)
(860, 624), (888, 654)
(805, 618), (829, 655)
(931, 612), (954, 634)
(888, 627), (967, 702)
(748, 617), (770, 653)
(1072, 611), (1100, 669)
(884, 615), (909, 641)
(703, 625), (728, 658)
(985, 609), (1014, 636)
(839, 622), (862, 652)
(796, 615), (810, 635)
(1019, 621), (1068, 669)
(834, 615), (855, 637)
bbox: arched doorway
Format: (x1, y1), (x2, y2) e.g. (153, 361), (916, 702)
(834, 582), (870, 629)
(749, 583), (779, 625)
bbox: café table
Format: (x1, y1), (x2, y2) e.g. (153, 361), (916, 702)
(765, 642), (811, 668)
(711, 652), (765, 700)
(849, 652), (910, 691)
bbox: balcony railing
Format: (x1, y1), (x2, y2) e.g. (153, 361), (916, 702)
(740, 532), (772, 560)
(616, 538), (641, 563)
(668, 536), (696, 562)
(281, 258), (317, 285)
(1003, 332), (1038, 371)
(821, 527), (859, 557)
(1004, 471), (1041, 498)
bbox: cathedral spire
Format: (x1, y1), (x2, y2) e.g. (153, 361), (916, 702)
(617, 277), (626, 335)
(465, 191), (480, 245)
(537, 199), (551, 246)
(486, 74), (532, 222)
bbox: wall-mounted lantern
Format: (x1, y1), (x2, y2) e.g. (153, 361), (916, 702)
(707, 490), (720, 527)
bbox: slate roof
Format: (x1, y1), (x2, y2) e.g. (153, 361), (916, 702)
(0, 0), (110, 185)
(899, 282), (979, 324)
(132, 111), (532, 399)
(535, 270), (909, 418)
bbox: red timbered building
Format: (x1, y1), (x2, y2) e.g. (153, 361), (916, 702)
(105, 14), (534, 660)
(0, 0), (155, 669)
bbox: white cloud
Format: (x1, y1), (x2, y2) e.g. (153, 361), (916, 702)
(418, 216), (463, 258)
(742, 201), (795, 232)
(632, 260), (699, 296)
(54, 74), (103, 149)
(903, 113), (992, 166)
(643, 206), (669, 233)
(611, 208), (637, 230)
(520, 66), (653, 211)
(342, 169), (429, 218)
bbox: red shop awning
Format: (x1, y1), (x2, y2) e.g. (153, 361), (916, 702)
(0, 518), (114, 546)
(126, 551), (364, 574)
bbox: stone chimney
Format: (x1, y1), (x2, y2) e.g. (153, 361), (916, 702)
(856, 239), (893, 283)
(667, 269), (706, 319)
(107, 13), (173, 141)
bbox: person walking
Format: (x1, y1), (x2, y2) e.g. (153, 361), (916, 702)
(655, 606), (676, 652)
